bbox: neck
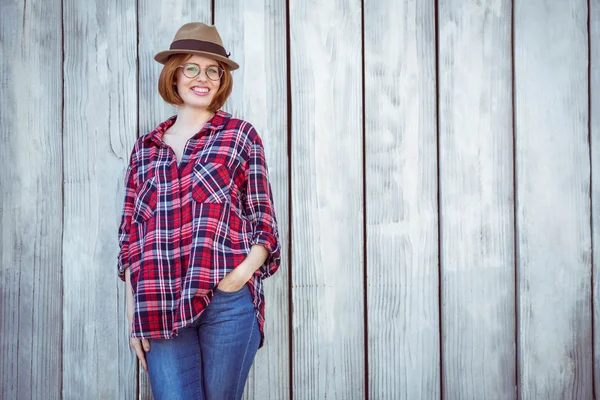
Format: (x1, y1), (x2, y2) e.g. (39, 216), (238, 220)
(171, 106), (216, 136)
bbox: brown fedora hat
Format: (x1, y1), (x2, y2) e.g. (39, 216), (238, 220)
(154, 22), (239, 70)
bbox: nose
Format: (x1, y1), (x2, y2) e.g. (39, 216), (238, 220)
(195, 70), (208, 82)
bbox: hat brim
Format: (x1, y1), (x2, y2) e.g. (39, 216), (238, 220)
(154, 50), (239, 70)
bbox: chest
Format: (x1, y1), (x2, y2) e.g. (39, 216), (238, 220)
(162, 134), (189, 165)
(138, 132), (248, 192)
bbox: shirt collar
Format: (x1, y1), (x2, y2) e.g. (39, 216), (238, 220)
(143, 110), (232, 147)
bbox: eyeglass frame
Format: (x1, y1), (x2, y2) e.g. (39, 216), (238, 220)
(178, 62), (224, 81)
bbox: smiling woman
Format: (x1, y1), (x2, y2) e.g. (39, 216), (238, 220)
(157, 53), (233, 114)
(116, 22), (281, 400)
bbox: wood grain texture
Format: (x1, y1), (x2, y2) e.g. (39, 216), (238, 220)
(363, 1), (440, 398)
(438, 1), (516, 398)
(592, 0), (599, 397)
(137, 2), (211, 398)
(515, 1), (593, 398)
(0, 0), (63, 398)
(290, 0), (364, 398)
(140, 369), (152, 400)
(61, 0), (138, 398)
(214, 1), (290, 399)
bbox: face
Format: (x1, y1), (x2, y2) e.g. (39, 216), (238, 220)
(175, 54), (222, 110)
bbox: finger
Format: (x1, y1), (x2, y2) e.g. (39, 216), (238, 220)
(131, 340), (147, 371)
(130, 339), (143, 357)
(142, 339), (150, 352)
(136, 347), (148, 372)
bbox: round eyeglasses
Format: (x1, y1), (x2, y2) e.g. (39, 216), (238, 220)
(178, 63), (224, 81)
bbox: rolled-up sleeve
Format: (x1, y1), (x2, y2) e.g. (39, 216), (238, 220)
(244, 136), (281, 279)
(117, 147), (138, 281)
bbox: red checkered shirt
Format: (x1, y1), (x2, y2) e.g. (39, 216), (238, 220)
(117, 110), (281, 348)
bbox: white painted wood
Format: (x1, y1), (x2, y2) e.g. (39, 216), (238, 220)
(140, 369), (153, 400)
(0, 0), (63, 399)
(515, 1), (593, 398)
(290, 0), (364, 398)
(364, 1), (440, 398)
(61, 0), (138, 398)
(591, 0), (600, 397)
(137, 2), (211, 397)
(438, 1), (516, 398)
(214, 1), (290, 399)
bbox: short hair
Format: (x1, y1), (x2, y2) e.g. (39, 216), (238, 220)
(157, 53), (233, 113)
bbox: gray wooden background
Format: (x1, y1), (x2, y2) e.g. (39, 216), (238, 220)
(1, 0), (598, 399)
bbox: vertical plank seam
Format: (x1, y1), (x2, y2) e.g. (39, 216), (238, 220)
(16, 251), (21, 398)
(135, 0), (141, 397)
(16, 2), (27, 395)
(15, 6), (28, 397)
(360, 0), (368, 398)
(60, 0), (65, 396)
(285, 0), (293, 397)
(22, 0), (27, 33)
(510, 0), (519, 398)
(30, 246), (36, 394)
(433, 0), (443, 399)
(211, 0), (214, 25)
(360, 0), (369, 400)
(588, 0), (596, 397)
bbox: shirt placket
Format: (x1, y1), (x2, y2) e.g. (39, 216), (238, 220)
(161, 129), (209, 333)
(160, 139), (189, 331)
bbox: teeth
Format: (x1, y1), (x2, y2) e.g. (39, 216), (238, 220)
(192, 87), (209, 93)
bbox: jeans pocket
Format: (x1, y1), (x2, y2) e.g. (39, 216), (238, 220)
(214, 284), (248, 295)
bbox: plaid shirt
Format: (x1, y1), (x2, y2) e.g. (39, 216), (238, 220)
(117, 110), (280, 348)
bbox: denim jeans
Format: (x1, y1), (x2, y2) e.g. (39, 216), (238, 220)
(145, 284), (260, 400)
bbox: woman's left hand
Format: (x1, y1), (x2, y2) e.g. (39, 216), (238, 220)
(217, 262), (255, 292)
(217, 245), (268, 292)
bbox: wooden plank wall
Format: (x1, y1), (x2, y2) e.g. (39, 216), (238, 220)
(1, 0), (597, 399)
(515, 1), (592, 398)
(438, 1), (515, 398)
(1, 0), (63, 399)
(62, 0), (138, 398)
(289, 0), (364, 398)
(364, 1), (440, 399)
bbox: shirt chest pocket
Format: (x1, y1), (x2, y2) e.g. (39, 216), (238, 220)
(191, 161), (231, 203)
(133, 177), (158, 224)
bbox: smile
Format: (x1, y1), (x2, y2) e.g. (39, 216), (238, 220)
(191, 86), (209, 96)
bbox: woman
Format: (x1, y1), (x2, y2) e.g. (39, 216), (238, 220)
(117, 22), (281, 400)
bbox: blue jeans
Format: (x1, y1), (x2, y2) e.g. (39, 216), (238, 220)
(145, 285), (260, 400)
